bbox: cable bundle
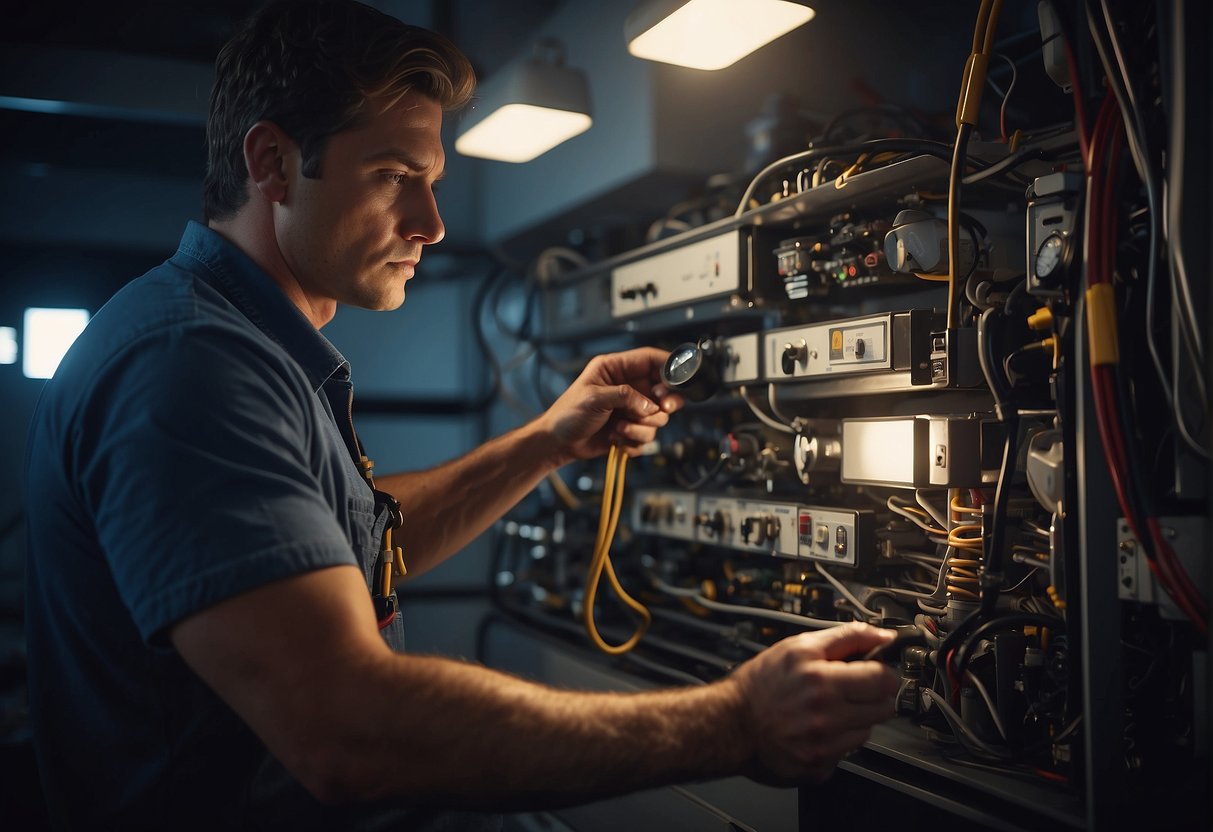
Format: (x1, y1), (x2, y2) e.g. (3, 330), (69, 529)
(1082, 88), (1207, 635)
(583, 445), (651, 654)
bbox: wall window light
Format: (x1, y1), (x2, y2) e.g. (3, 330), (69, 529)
(625, 0), (816, 71)
(455, 39), (592, 163)
(0, 327), (16, 365)
(22, 307), (89, 379)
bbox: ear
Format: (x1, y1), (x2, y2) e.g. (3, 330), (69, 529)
(242, 120), (294, 204)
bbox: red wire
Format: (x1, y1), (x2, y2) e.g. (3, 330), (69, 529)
(1085, 96), (1208, 635)
(1090, 367), (1137, 539)
(1147, 517), (1208, 622)
(1089, 92), (1117, 170)
(1034, 767), (1070, 785)
(1062, 33), (1091, 164)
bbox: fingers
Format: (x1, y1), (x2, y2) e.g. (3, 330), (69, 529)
(612, 383), (661, 421)
(586, 349), (686, 413)
(829, 659), (901, 698)
(610, 409), (669, 443)
(589, 347), (669, 386)
(737, 630), (899, 786)
(809, 621), (897, 662)
(651, 383), (685, 414)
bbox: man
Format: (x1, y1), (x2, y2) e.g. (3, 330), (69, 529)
(24, 1), (899, 828)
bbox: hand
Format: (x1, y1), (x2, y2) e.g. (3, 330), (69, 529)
(539, 347), (685, 464)
(727, 623), (900, 784)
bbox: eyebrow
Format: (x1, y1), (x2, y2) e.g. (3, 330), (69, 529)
(366, 148), (446, 181)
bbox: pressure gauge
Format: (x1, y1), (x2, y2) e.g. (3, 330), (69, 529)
(1034, 232), (1066, 283)
(661, 340), (720, 402)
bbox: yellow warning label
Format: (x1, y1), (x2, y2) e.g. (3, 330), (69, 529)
(830, 330), (843, 351)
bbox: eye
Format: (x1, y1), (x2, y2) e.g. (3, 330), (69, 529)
(381, 171), (407, 186)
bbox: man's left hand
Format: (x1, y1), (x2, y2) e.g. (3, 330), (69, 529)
(539, 347), (685, 465)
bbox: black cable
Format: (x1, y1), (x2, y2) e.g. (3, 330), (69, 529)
(531, 342), (568, 411)
(820, 105), (934, 143)
(491, 273), (540, 343)
(955, 612), (1065, 682)
(961, 145), (1051, 185)
(467, 265), (508, 411)
(671, 455), (727, 491)
(977, 306), (1015, 420)
(1088, 0), (1206, 419)
(982, 414), (1021, 619)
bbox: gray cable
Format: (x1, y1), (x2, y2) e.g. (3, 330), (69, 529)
(964, 670), (1009, 741)
(921, 687), (1014, 760)
(737, 385), (795, 434)
(914, 490), (950, 531)
(1099, 0), (1203, 373)
(816, 565), (882, 621)
(649, 576), (846, 630)
(1091, 0), (1207, 430)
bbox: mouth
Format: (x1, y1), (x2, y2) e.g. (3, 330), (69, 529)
(388, 260), (418, 278)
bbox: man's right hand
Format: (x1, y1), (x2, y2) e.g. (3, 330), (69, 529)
(726, 623), (900, 784)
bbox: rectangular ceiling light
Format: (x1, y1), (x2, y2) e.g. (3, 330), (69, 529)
(23, 307), (90, 379)
(626, 0), (816, 71)
(456, 56), (592, 163)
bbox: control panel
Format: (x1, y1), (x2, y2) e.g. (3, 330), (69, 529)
(633, 489), (871, 567)
(611, 229), (745, 318)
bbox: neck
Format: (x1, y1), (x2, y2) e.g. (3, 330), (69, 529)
(208, 210), (336, 329)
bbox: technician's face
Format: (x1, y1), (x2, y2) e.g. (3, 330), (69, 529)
(276, 90), (446, 316)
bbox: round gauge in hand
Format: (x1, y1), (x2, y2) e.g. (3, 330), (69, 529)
(661, 341), (719, 402)
(1034, 232), (1066, 282)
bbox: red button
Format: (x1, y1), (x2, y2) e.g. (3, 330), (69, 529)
(798, 511), (812, 535)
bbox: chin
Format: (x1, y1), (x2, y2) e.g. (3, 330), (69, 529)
(350, 279), (406, 312)
(380, 286), (408, 311)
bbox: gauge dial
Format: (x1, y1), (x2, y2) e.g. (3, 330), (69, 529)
(661, 340), (719, 401)
(664, 344), (700, 386)
(1034, 232), (1066, 281)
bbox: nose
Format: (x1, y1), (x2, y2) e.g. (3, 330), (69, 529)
(401, 184), (445, 245)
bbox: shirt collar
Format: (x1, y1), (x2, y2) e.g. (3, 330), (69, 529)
(172, 220), (349, 391)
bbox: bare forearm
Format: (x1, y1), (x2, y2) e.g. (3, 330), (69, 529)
(341, 654), (751, 808)
(375, 418), (564, 577)
(174, 569), (898, 811)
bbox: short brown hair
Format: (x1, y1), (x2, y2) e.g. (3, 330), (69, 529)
(203, 0), (475, 221)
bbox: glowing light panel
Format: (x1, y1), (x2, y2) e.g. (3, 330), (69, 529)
(455, 104), (592, 163)
(628, 0), (815, 71)
(0, 327), (16, 365)
(842, 418), (917, 486)
(23, 307), (89, 379)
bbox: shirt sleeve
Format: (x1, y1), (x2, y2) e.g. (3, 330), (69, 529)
(74, 320), (359, 644)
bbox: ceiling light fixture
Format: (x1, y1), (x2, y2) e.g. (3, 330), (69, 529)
(455, 39), (592, 164)
(625, 0), (816, 71)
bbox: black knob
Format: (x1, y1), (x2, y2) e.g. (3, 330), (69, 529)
(781, 340), (807, 375)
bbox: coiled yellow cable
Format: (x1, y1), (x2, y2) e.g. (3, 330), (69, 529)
(583, 445), (651, 655)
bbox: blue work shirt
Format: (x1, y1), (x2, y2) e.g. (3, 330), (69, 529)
(24, 221), (445, 829)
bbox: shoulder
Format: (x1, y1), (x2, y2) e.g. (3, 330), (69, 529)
(53, 266), (314, 430)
